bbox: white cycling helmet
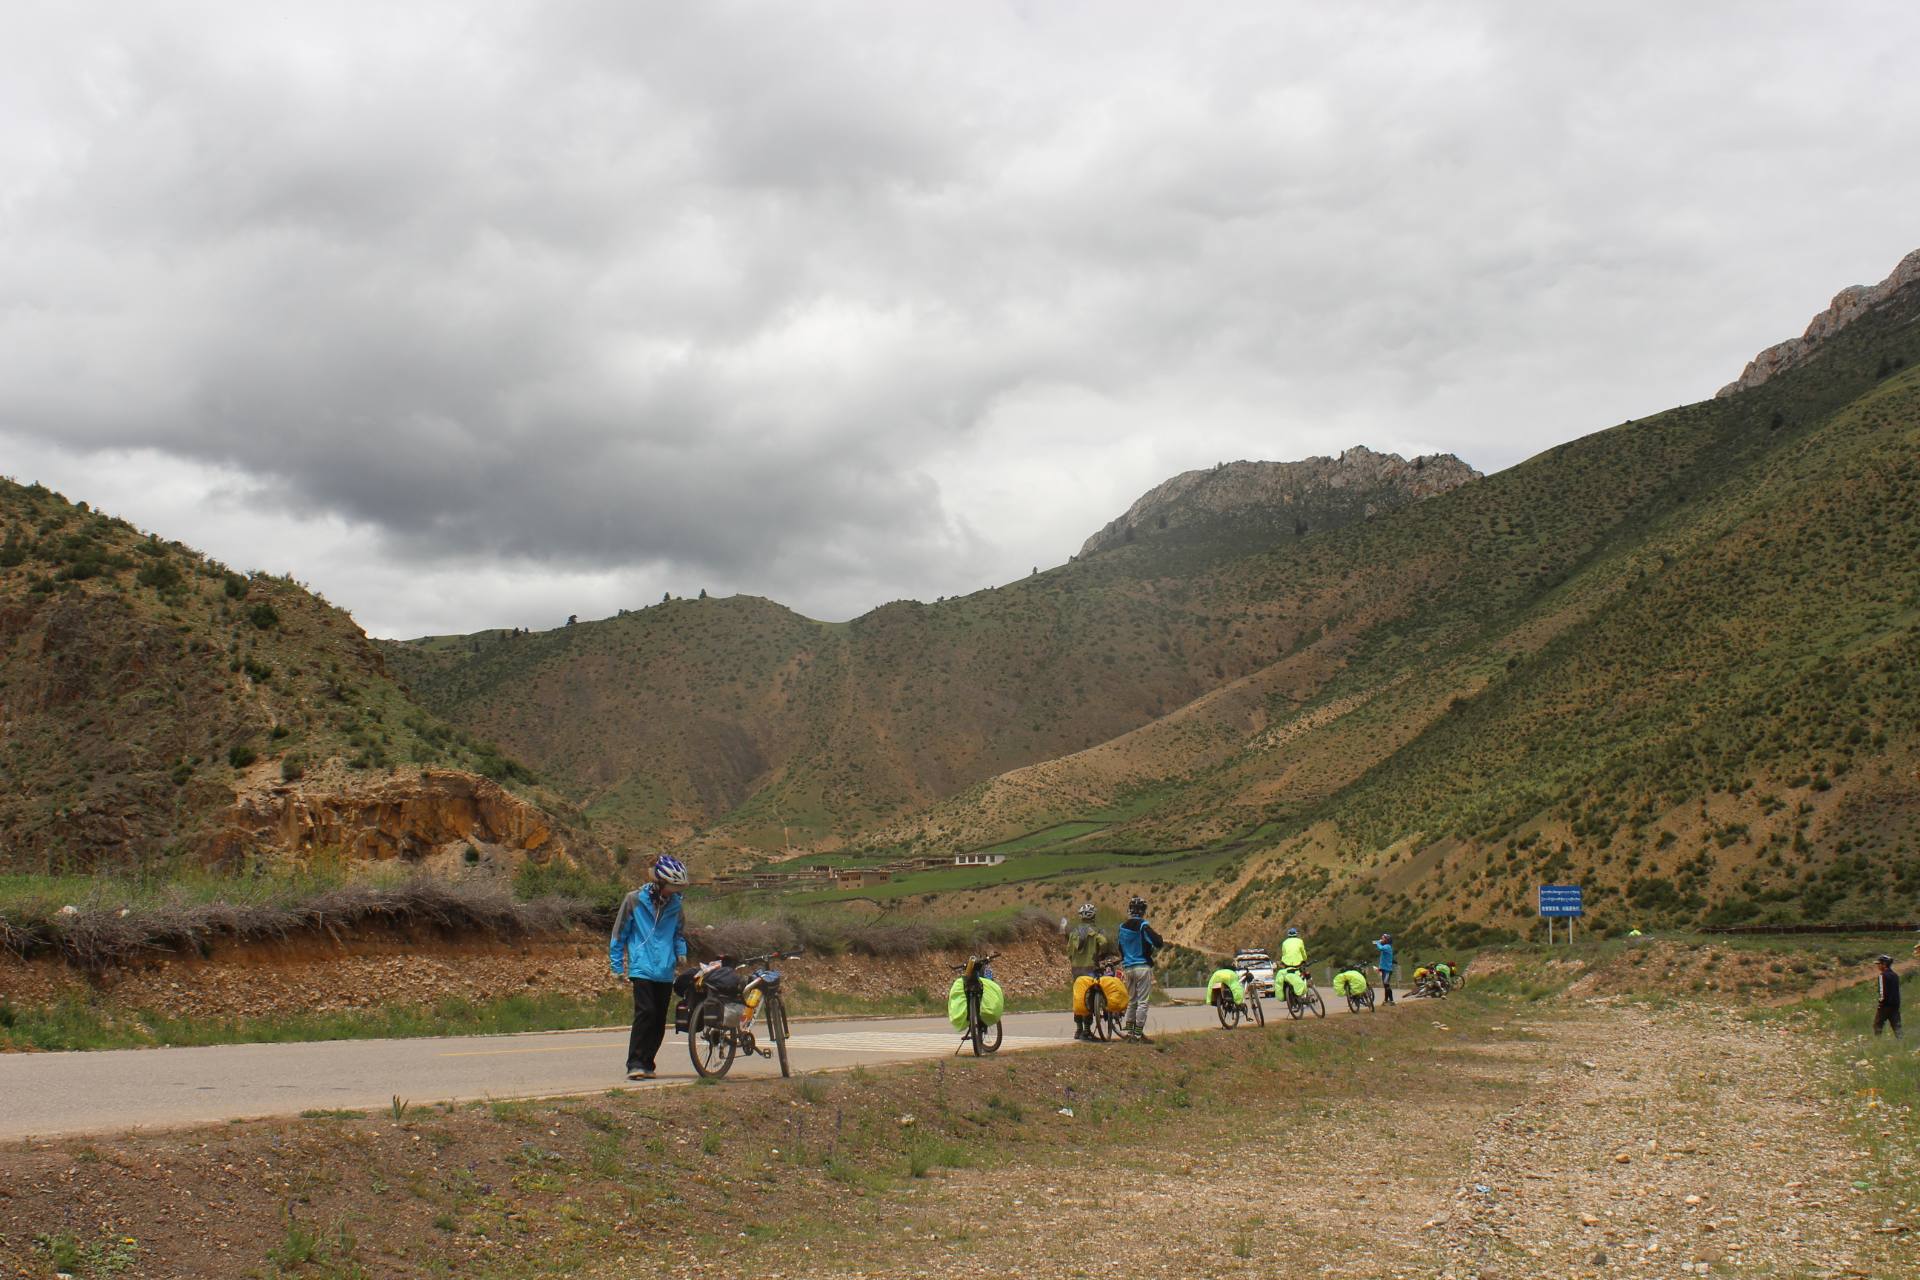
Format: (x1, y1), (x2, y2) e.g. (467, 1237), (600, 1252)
(1077, 903), (1097, 921)
(652, 855), (689, 885)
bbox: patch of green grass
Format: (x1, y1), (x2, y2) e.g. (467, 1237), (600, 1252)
(34, 1228), (140, 1280)
(979, 821), (1112, 854)
(904, 1131), (972, 1177)
(1788, 969), (1920, 1206)
(0, 988), (633, 1052)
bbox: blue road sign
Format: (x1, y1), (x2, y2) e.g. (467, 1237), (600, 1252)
(1538, 885), (1584, 918)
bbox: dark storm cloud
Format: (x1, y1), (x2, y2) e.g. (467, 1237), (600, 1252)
(3, 1), (1919, 635)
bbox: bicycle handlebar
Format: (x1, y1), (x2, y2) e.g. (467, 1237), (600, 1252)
(730, 950), (804, 969)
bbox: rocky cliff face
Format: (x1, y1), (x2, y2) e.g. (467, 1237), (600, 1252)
(1717, 247), (1920, 397)
(1080, 446), (1480, 557)
(211, 765), (591, 872)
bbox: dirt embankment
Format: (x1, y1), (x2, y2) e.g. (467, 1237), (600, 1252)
(1468, 937), (1914, 1005)
(0, 928), (1065, 1024)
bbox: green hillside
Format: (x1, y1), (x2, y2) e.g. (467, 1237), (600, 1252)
(382, 457), (1466, 856)
(888, 264), (1920, 945)
(0, 481), (573, 873)
(388, 259), (1920, 945)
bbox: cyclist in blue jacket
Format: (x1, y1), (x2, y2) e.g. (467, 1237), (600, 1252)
(610, 856), (690, 1079)
(1372, 934), (1396, 1006)
(1116, 896), (1163, 1042)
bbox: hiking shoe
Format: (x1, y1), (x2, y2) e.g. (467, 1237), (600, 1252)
(1134, 1033), (1155, 1044)
(627, 1068), (656, 1081)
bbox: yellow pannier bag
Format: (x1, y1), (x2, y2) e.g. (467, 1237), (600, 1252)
(1073, 975), (1130, 1017)
(1333, 970), (1368, 997)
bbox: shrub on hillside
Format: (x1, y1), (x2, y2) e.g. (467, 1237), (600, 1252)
(0, 876), (599, 972)
(513, 859), (626, 914)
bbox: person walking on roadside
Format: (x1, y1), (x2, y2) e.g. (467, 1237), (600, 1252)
(1117, 895), (1164, 1043)
(1873, 954), (1902, 1038)
(1066, 903), (1109, 1042)
(1373, 933), (1397, 1006)
(609, 855), (690, 1080)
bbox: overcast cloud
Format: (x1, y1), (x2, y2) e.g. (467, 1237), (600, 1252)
(3, 1), (1916, 636)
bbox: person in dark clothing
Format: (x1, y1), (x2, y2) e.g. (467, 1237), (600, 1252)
(609, 855), (690, 1078)
(1873, 954), (1902, 1038)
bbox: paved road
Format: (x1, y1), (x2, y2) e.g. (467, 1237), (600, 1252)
(0, 986), (1378, 1139)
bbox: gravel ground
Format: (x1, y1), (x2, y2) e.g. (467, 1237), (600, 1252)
(629, 1001), (1901, 1279)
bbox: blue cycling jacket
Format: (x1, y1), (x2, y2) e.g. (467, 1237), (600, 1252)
(1117, 917), (1163, 967)
(1373, 939), (1395, 972)
(609, 884), (688, 982)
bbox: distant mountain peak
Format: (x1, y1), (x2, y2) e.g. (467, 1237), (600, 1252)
(1079, 446), (1479, 557)
(1718, 247), (1920, 398)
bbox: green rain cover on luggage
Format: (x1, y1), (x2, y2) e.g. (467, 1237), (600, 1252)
(948, 977), (1007, 1028)
(1206, 968), (1246, 1004)
(1333, 970), (1368, 997)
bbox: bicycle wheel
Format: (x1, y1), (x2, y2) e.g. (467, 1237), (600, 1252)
(1286, 991), (1304, 1020)
(1215, 996), (1237, 1029)
(688, 1000), (737, 1079)
(1247, 993), (1265, 1027)
(766, 993), (791, 1078)
(1308, 987), (1326, 1018)
(1088, 987), (1110, 1041)
(980, 1013), (1003, 1054)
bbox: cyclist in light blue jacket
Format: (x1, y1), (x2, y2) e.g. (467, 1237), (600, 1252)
(610, 856), (690, 1079)
(1372, 934), (1396, 1006)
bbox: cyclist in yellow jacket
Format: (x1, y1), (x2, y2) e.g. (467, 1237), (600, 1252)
(1277, 927), (1309, 999)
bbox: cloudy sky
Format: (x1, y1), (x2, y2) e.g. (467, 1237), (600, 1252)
(3, 1), (1916, 637)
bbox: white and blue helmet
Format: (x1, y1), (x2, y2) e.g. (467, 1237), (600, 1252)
(652, 855), (689, 885)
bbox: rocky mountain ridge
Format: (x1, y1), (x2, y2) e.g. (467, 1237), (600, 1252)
(1079, 446), (1479, 557)
(1717, 246), (1920, 397)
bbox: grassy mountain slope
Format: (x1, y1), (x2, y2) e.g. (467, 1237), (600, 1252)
(894, 267), (1920, 947)
(0, 481), (582, 873)
(384, 456), (1467, 856)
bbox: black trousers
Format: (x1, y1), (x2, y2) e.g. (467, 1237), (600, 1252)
(627, 978), (674, 1071)
(1874, 1004), (1902, 1037)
